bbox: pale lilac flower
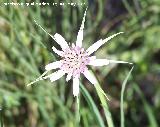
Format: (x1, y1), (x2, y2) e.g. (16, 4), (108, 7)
(27, 8), (132, 97)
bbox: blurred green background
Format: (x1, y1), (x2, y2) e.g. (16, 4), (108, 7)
(0, 0), (160, 127)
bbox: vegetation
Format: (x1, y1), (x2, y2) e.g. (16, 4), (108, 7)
(0, 0), (160, 126)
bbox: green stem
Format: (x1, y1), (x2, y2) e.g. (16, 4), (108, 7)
(76, 95), (80, 126)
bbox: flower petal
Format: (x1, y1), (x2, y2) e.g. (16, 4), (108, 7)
(73, 76), (79, 97)
(52, 46), (64, 56)
(88, 59), (109, 66)
(27, 70), (65, 86)
(72, 43), (75, 48)
(88, 56), (96, 61)
(34, 20), (69, 50)
(66, 73), (72, 82)
(53, 33), (69, 50)
(45, 61), (62, 71)
(86, 32), (123, 55)
(108, 60), (133, 65)
(83, 70), (98, 85)
(76, 7), (87, 47)
(48, 70), (65, 82)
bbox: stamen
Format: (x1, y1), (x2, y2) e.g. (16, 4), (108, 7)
(60, 46), (89, 77)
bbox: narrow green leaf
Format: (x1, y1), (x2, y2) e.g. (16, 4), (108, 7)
(133, 84), (158, 127)
(88, 70), (114, 127)
(121, 66), (134, 127)
(80, 84), (105, 127)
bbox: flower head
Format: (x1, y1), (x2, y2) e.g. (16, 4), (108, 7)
(60, 45), (90, 78)
(28, 8), (132, 97)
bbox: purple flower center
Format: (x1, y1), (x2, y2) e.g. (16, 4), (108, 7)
(60, 46), (90, 77)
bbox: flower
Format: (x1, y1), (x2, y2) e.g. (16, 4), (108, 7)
(27, 8), (132, 97)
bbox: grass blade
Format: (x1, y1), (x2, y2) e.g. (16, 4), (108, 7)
(121, 66), (134, 127)
(82, 70), (114, 127)
(133, 84), (158, 127)
(0, 108), (3, 127)
(94, 83), (114, 127)
(87, 70), (114, 127)
(80, 84), (105, 127)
